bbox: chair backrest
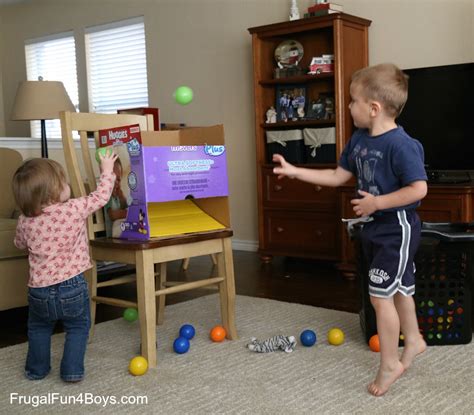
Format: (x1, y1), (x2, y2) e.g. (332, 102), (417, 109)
(60, 111), (153, 240)
(0, 148), (23, 218)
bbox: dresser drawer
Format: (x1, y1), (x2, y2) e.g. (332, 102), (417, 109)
(263, 168), (337, 209)
(417, 194), (466, 222)
(264, 210), (337, 259)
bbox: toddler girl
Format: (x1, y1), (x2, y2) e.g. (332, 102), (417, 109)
(12, 152), (117, 382)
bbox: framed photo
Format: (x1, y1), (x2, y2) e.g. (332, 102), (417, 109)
(306, 92), (335, 120)
(275, 84), (307, 122)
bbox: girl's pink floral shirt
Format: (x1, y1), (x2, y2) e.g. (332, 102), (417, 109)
(14, 172), (115, 287)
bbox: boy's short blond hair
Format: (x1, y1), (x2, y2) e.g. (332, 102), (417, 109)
(12, 158), (67, 217)
(351, 63), (409, 117)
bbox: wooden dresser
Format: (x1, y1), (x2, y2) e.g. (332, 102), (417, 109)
(248, 14), (371, 263)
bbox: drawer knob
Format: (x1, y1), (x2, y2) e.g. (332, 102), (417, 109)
(276, 226), (284, 233)
(274, 185), (283, 191)
(314, 185), (322, 192)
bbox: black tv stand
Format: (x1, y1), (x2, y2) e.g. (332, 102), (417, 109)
(427, 170), (472, 185)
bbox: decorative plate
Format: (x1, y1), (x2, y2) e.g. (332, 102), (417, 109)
(274, 40), (304, 68)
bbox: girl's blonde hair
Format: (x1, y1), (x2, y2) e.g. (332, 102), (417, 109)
(351, 63), (409, 117)
(12, 158), (67, 217)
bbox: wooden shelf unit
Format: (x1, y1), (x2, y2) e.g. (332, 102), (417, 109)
(249, 14), (371, 263)
(261, 118), (336, 129)
(259, 72), (335, 85)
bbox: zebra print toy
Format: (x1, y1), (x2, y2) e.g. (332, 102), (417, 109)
(247, 335), (297, 353)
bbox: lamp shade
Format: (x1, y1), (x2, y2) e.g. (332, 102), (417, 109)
(11, 80), (75, 120)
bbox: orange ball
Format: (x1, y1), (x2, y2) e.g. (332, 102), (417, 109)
(369, 334), (380, 352)
(210, 325), (227, 342)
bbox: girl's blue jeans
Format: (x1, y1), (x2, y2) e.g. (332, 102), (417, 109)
(25, 274), (91, 382)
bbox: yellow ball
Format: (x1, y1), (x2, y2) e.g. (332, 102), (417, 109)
(129, 356), (148, 376)
(327, 328), (345, 345)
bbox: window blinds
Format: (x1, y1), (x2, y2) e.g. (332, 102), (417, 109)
(85, 16), (149, 113)
(25, 32), (79, 139)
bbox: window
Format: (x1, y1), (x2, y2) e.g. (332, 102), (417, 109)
(85, 16), (148, 113)
(25, 32), (79, 139)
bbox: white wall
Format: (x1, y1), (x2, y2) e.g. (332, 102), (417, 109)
(0, 0), (473, 246)
(341, 0), (473, 68)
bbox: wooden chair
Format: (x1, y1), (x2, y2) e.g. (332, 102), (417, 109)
(60, 111), (237, 368)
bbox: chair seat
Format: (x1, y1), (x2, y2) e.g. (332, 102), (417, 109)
(90, 229), (233, 250)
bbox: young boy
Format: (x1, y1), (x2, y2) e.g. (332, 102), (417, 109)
(273, 63), (428, 396)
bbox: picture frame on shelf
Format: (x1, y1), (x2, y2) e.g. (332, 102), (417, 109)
(306, 92), (335, 120)
(275, 84), (307, 122)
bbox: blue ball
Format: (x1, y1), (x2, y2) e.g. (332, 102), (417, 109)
(179, 324), (196, 340)
(300, 329), (317, 347)
(173, 336), (190, 354)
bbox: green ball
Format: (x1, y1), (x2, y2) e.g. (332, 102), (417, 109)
(174, 86), (193, 105)
(123, 307), (138, 322)
(95, 146), (112, 163)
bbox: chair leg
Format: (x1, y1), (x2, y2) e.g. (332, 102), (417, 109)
(156, 262), (167, 325)
(86, 266), (97, 342)
(216, 238), (237, 340)
(181, 257), (191, 270)
(136, 250), (157, 368)
(183, 254), (216, 270)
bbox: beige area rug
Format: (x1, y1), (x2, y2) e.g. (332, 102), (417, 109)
(1, 294), (473, 414)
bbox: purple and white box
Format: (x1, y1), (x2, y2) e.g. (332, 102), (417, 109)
(99, 124), (231, 240)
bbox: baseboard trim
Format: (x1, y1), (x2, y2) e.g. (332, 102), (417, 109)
(232, 239), (258, 252)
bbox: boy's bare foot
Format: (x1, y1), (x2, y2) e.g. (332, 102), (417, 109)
(368, 361), (404, 397)
(401, 335), (426, 370)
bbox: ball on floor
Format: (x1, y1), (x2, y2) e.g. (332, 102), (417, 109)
(129, 356), (148, 376)
(300, 329), (317, 347)
(369, 334), (380, 352)
(210, 325), (226, 342)
(327, 328), (345, 345)
(123, 307), (138, 322)
(179, 324), (196, 340)
(173, 336), (190, 354)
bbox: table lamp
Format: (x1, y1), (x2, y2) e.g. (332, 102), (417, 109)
(11, 78), (76, 158)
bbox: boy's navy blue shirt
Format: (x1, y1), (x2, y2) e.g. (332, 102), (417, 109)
(339, 126), (427, 212)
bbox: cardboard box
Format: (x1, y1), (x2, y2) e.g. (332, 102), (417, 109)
(98, 124), (230, 240)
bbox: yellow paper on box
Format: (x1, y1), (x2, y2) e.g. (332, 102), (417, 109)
(147, 200), (225, 238)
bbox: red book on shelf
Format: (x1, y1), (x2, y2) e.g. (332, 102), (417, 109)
(309, 9), (341, 17)
(308, 3), (343, 13)
(117, 107), (161, 131)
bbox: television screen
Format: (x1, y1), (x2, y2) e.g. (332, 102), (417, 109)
(396, 63), (474, 171)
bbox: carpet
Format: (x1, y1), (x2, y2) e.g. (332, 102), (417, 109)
(1, 294), (473, 414)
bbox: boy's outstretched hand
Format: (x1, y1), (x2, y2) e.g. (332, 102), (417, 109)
(273, 154), (298, 179)
(99, 151), (118, 175)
